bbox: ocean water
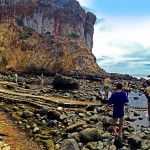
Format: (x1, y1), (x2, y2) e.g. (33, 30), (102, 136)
(129, 74), (149, 79)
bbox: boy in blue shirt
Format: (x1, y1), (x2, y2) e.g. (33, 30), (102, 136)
(105, 83), (128, 139)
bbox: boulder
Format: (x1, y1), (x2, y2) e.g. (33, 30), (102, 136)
(79, 128), (98, 142)
(52, 74), (79, 90)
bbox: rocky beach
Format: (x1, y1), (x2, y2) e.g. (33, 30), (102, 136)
(0, 73), (149, 150)
(0, 0), (150, 149)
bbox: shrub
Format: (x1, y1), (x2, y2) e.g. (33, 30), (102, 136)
(68, 32), (80, 39)
(18, 34), (30, 40)
(2, 56), (8, 65)
(23, 26), (34, 34)
(16, 19), (24, 26)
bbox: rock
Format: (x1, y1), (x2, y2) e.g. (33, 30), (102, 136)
(43, 140), (55, 150)
(60, 139), (80, 150)
(21, 110), (34, 119)
(134, 111), (140, 116)
(52, 74), (79, 90)
(102, 116), (112, 127)
(24, 85), (30, 89)
(97, 141), (104, 149)
(86, 105), (95, 111)
(66, 121), (86, 133)
(89, 115), (99, 122)
(49, 130), (59, 136)
(47, 120), (58, 127)
(128, 136), (142, 149)
(60, 114), (68, 120)
(125, 116), (136, 122)
(86, 142), (97, 150)
(47, 110), (61, 120)
(79, 128), (99, 142)
(133, 97), (139, 100)
(33, 127), (40, 133)
(6, 84), (15, 90)
(35, 106), (50, 116)
(96, 107), (105, 113)
(68, 132), (80, 142)
(102, 132), (111, 139)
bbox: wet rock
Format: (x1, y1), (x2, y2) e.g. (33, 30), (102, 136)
(133, 97), (139, 100)
(134, 111), (140, 116)
(125, 116), (136, 122)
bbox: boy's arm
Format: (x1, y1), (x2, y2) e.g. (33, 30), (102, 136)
(124, 93), (129, 103)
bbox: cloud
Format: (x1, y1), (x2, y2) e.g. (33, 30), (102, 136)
(77, 0), (150, 76)
(81, 6), (93, 13)
(99, 25), (114, 32)
(95, 18), (105, 25)
(77, 0), (93, 7)
(96, 39), (150, 75)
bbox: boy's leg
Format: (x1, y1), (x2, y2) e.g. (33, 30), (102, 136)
(112, 118), (118, 136)
(119, 117), (124, 139)
(148, 101), (150, 120)
(104, 89), (108, 99)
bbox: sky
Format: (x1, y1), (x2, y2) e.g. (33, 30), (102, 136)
(77, 0), (150, 77)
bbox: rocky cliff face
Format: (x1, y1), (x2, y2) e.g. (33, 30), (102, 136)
(0, 0), (106, 77)
(0, 0), (95, 49)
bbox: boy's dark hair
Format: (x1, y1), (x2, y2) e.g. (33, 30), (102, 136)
(116, 83), (122, 89)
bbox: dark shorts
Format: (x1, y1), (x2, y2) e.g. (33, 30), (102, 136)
(124, 89), (130, 92)
(148, 96), (150, 102)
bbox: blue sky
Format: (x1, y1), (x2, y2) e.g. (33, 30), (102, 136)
(77, 0), (150, 76)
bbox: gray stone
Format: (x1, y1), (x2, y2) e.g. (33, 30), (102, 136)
(60, 139), (80, 150)
(79, 128), (98, 142)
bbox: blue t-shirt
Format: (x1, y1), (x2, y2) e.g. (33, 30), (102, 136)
(107, 91), (128, 118)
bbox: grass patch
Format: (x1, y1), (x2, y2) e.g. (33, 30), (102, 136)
(68, 31), (80, 39)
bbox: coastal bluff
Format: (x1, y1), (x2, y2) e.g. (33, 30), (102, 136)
(0, 0), (106, 77)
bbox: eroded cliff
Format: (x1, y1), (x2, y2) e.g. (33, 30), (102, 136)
(0, 0), (106, 77)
